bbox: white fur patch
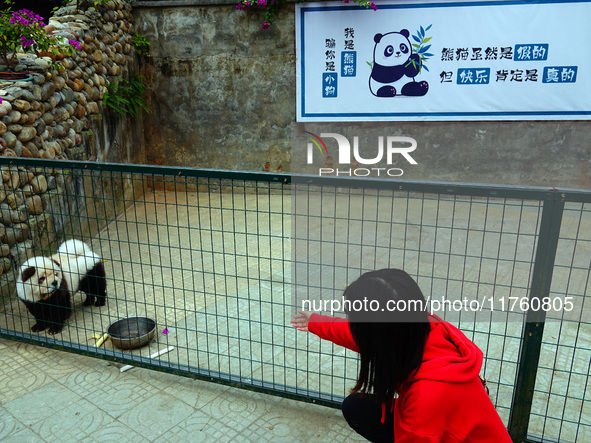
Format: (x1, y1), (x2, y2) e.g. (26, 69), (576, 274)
(16, 240), (102, 302)
(53, 240), (101, 293)
(16, 256), (63, 303)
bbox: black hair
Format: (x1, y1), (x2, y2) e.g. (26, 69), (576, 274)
(345, 269), (430, 402)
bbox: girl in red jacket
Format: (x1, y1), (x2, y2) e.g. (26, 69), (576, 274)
(291, 268), (512, 443)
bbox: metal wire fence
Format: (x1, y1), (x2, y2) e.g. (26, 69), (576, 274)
(0, 158), (589, 443)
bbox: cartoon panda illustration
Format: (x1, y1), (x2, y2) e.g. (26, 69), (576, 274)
(369, 30), (429, 97)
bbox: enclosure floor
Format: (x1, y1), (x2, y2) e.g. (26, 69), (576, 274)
(0, 338), (363, 442)
(1, 187), (590, 442)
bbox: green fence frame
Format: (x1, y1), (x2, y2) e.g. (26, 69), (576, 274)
(0, 158), (589, 443)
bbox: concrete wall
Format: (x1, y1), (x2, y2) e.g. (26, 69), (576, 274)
(133, 0), (590, 189)
(133, 0), (294, 172)
(292, 121), (591, 188)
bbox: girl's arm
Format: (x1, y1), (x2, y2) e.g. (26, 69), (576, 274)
(290, 310), (359, 352)
(290, 309), (312, 331)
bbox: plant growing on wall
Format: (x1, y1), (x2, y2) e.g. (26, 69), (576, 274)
(103, 73), (150, 118)
(132, 33), (151, 56)
(51, 0), (68, 16)
(236, 0), (377, 30)
(93, 0), (113, 7)
(71, 0), (111, 10)
(0, 1), (80, 70)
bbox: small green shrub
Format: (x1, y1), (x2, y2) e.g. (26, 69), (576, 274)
(51, 1), (69, 15)
(72, 0), (111, 10)
(103, 73), (150, 118)
(132, 33), (150, 56)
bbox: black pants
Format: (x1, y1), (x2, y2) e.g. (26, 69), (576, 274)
(342, 393), (395, 443)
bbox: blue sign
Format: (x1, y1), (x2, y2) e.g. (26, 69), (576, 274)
(322, 73), (338, 97)
(341, 51), (357, 77)
(457, 68), (490, 84)
(542, 66), (577, 83)
(514, 44), (549, 61)
(296, 0), (591, 121)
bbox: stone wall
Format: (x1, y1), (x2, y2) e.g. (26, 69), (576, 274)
(133, 0), (590, 189)
(0, 0), (144, 163)
(0, 0), (145, 297)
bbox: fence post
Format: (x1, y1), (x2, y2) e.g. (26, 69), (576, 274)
(508, 191), (565, 442)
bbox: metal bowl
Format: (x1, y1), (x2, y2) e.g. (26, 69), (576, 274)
(107, 316), (156, 350)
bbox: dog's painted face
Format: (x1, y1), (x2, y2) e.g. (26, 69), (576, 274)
(16, 256), (63, 303)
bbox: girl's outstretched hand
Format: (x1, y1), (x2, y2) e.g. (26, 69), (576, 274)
(290, 309), (312, 332)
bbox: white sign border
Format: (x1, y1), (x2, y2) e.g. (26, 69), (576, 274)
(295, 0), (591, 122)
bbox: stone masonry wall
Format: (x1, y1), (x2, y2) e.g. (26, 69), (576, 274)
(0, 0), (142, 162)
(0, 0), (145, 297)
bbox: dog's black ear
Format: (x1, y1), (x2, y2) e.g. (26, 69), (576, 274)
(21, 267), (36, 282)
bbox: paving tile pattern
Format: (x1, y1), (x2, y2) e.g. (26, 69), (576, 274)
(0, 339), (364, 442)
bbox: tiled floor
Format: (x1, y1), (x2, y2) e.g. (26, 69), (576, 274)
(0, 338), (364, 442)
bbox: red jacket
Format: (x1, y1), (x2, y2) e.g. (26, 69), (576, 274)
(308, 313), (512, 442)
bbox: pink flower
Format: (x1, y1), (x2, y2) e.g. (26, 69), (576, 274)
(262, 22), (270, 30)
(371, 2), (377, 11)
(20, 36), (34, 48)
(236, 0), (251, 9)
(69, 39), (82, 50)
(257, 0), (267, 5)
